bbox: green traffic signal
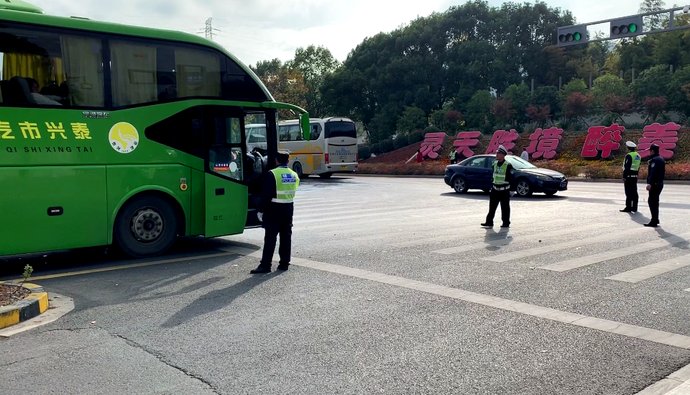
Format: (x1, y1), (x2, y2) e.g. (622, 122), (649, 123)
(628, 23), (638, 33)
(573, 32), (582, 41)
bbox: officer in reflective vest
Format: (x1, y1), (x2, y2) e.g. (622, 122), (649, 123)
(620, 141), (641, 213)
(481, 145), (513, 228)
(250, 150), (300, 273)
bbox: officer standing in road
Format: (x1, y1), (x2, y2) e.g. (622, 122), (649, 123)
(481, 145), (513, 228)
(250, 150), (300, 273)
(644, 143), (665, 227)
(620, 141), (641, 213)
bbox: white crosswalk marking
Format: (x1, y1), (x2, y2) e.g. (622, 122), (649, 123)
(433, 223), (616, 256)
(484, 227), (646, 263)
(540, 232), (690, 272)
(606, 253), (690, 283)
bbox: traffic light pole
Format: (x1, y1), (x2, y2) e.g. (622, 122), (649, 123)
(556, 5), (690, 47)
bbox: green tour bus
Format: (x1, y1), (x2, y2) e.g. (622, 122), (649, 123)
(0, 0), (309, 257)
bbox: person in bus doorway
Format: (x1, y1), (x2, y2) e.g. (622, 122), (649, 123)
(620, 141), (641, 213)
(481, 145), (513, 228)
(644, 143), (665, 227)
(250, 150), (300, 273)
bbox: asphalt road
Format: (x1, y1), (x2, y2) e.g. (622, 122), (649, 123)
(1, 176), (689, 394)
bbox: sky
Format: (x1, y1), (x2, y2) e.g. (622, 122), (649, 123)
(28, 0), (645, 67)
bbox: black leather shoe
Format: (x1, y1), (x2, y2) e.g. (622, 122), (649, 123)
(250, 265), (271, 274)
(643, 222), (658, 227)
(501, 223), (510, 228)
(481, 223), (493, 228)
(277, 264), (289, 271)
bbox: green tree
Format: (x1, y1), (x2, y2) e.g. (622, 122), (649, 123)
(632, 64), (672, 99)
(465, 90), (494, 131)
(669, 65), (690, 115)
(639, 0), (667, 31)
(502, 83), (530, 124)
(291, 45), (340, 117)
(591, 74), (630, 107)
(396, 106), (428, 134)
(252, 59), (308, 111)
(531, 85), (560, 114)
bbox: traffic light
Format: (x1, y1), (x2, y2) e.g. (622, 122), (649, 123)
(610, 16), (643, 38)
(557, 25), (589, 47)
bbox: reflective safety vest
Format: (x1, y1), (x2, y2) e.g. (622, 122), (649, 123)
(270, 166), (300, 203)
(626, 151), (641, 172)
(492, 161), (509, 186)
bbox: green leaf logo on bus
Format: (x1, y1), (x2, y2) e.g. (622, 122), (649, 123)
(108, 122), (139, 154)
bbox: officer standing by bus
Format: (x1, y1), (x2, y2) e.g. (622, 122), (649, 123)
(250, 150), (300, 273)
(620, 141), (641, 213)
(644, 143), (665, 227)
(481, 145), (513, 228)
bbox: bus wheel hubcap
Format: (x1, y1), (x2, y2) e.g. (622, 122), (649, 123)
(131, 209), (164, 242)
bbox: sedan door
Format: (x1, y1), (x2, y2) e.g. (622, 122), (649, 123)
(463, 156), (493, 190)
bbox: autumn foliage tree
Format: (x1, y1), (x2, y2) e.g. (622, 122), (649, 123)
(564, 92), (592, 122)
(643, 96), (668, 122)
(526, 105), (552, 127)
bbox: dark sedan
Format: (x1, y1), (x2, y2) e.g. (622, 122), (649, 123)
(444, 154), (568, 196)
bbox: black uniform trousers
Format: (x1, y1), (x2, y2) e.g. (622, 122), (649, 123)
(624, 176), (639, 211)
(485, 187), (511, 226)
(260, 202), (294, 267)
(648, 185), (663, 224)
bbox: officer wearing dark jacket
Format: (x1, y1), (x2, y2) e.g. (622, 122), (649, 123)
(481, 145), (513, 228)
(644, 144), (665, 227)
(250, 151), (300, 273)
(620, 141), (641, 213)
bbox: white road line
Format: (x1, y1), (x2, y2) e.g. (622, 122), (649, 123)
(540, 232), (690, 272)
(299, 207), (477, 232)
(484, 227), (646, 263)
(636, 363), (690, 395)
(398, 218), (572, 249)
(220, 246), (690, 350)
(433, 223), (616, 256)
(606, 253), (690, 283)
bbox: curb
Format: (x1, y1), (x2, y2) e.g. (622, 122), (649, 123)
(0, 283), (49, 330)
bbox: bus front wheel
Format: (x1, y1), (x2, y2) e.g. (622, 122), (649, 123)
(114, 195), (178, 257)
(292, 162), (304, 178)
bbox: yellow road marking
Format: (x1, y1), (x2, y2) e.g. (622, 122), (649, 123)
(21, 251), (239, 281)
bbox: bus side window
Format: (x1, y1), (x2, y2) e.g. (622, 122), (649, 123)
(311, 124), (322, 140)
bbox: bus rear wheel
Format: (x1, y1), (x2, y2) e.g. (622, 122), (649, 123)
(114, 195), (178, 257)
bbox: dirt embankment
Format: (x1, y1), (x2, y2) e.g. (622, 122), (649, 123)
(359, 129), (690, 180)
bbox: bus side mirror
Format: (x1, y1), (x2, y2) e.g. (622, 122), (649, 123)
(300, 113), (310, 140)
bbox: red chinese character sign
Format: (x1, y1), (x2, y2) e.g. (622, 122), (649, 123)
(485, 129), (519, 154)
(581, 124), (624, 159)
(638, 122), (679, 160)
(452, 131), (481, 159)
(526, 127), (563, 159)
(419, 132), (446, 159)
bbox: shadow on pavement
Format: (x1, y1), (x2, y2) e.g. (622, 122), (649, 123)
(161, 271), (282, 328)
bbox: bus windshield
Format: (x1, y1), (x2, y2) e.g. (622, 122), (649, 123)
(325, 121), (356, 139)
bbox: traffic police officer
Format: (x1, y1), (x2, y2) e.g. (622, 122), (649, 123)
(644, 143), (665, 227)
(620, 141), (641, 213)
(250, 150), (300, 273)
(481, 145), (513, 228)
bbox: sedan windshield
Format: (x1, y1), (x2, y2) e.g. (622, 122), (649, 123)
(506, 155), (537, 170)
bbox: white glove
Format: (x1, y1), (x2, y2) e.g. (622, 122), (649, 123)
(257, 212), (263, 222)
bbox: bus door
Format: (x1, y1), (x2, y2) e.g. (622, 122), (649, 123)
(204, 109), (248, 237)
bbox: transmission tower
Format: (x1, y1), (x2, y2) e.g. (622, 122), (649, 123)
(199, 17), (220, 40)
